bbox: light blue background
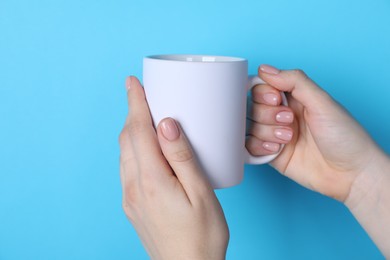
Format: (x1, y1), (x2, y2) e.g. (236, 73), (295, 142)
(1, 0), (389, 259)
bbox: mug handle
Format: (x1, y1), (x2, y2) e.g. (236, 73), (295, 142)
(244, 75), (289, 164)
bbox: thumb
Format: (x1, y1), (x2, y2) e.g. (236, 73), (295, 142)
(258, 65), (334, 113)
(157, 117), (213, 197)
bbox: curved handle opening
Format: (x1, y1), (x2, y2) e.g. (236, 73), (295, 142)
(245, 75), (288, 164)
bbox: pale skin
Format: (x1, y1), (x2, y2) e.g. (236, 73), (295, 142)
(119, 65), (390, 259)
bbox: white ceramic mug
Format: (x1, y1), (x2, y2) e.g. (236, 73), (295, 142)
(143, 55), (288, 189)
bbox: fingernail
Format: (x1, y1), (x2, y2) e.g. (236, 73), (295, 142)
(263, 93), (279, 105)
(260, 64), (280, 75)
(274, 128), (293, 141)
(276, 111), (294, 123)
(161, 118), (180, 141)
(262, 142), (280, 152)
(125, 77), (132, 91)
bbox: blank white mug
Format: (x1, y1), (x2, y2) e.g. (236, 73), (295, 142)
(143, 55), (288, 189)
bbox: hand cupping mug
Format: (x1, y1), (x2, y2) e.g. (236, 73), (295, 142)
(143, 55), (288, 189)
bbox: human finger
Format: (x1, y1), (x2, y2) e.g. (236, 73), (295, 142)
(248, 120), (293, 144)
(251, 83), (282, 106)
(157, 117), (213, 200)
(258, 65), (333, 113)
(126, 76), (171, 179)
(247, 102), (294, 125)
(245, 135), (281, 156)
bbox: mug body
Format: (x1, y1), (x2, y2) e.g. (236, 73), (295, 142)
(143, 55), (248, 188)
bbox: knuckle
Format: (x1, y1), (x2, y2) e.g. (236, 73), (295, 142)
(140, 172), (158, 197)
(196, 183), (212, 199)
(251, 86), (266, 101)
(192, 187), (215, 209)
(122, 200), (133, 218)
(293, 69), (309, 80)
(122, 200), (137, 222)
(128, 119), (148, 137)
(251, 85), (262, 96)
(122, 182), (140, 221)
(249, 121), (261, 137)
(170, 147), (194, 163)
(252, 107), (263, 122)
(251, 91), (261, 103)
(118, 128), (129, 145)
(246, 138), (262, 156)
(123, 181), (139, 205)
(250, 146), (261, 156)
(253, 104), (272, 122)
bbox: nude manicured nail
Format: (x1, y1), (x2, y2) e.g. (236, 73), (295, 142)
(274, 128), (293, 141)
(276, 111), (294, 123)
(125, 77), (132, 91)
(161, 118), (180, 141)
(263, 142), (280, 152)
(263, 93), (279, 105)
(260, 64), (280, 75)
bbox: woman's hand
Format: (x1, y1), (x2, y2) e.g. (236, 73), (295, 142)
(119, 77), (229, 260)
(246, 64), (388, 202)
(246, 64), (390, 256)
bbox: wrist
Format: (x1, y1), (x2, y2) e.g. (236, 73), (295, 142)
(345, 150), (389, 210)
(344, 150), (390, 257)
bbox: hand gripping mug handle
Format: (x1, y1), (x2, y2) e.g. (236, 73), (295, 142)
(244, 75), (289, 164)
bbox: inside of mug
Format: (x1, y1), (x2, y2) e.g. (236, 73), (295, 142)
(147, 55), (245, 63)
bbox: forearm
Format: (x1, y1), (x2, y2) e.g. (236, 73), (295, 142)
(345, 151), (390, 257)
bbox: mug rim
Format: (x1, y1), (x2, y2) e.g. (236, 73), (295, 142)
(145, 54), (246, 63)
